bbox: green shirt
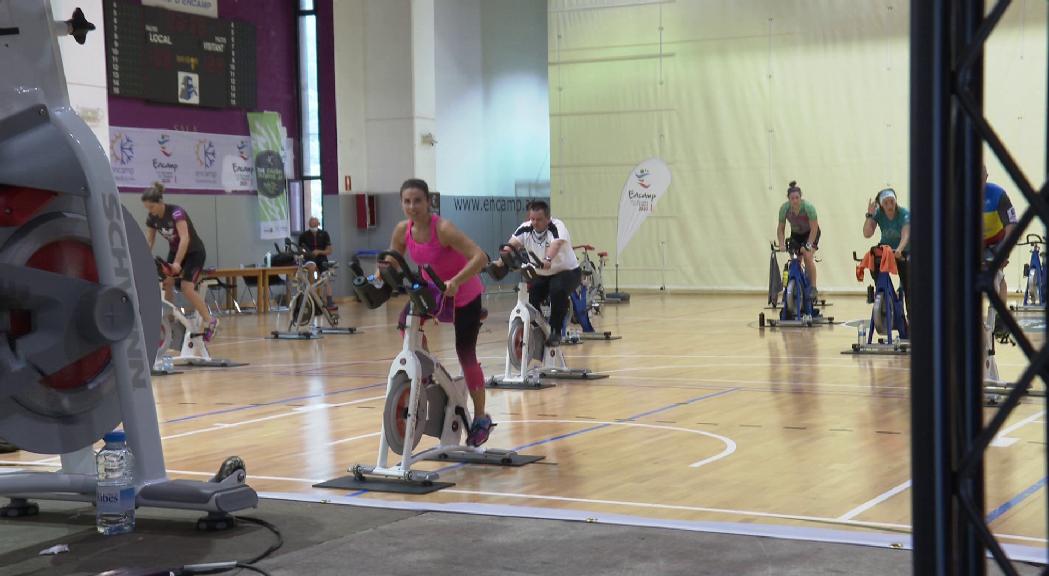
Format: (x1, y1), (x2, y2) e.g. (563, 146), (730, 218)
(873, 205), (910, 250)
(778, 200), (818, 235)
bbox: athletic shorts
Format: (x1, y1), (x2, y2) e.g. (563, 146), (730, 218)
(168, 250), (206, 289)
(789, 229), (821, 252)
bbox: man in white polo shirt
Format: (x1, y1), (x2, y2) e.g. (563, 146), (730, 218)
(503, 200), (582, 347)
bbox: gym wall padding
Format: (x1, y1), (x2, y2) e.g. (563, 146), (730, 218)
(549, 0), (1047, 292)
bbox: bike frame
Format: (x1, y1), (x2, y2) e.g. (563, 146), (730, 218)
(780, 244), (814, 321)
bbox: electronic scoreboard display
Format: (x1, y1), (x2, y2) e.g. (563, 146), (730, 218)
(103, 0), (256, 109)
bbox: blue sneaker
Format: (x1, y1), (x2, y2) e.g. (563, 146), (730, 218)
(466, 414), (496, 447)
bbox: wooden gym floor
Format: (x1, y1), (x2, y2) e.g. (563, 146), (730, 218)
(4, 292), (1046, 558)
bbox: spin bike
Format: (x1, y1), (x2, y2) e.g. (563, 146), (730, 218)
(271, 242), (357, 340)
(341, 252), (540, 493)
(486, 245), (609, 389)
(153, 258), (243, 374)
(760, 240), (833, 328)
(985, 263), (1014, 404)
(844, 246), (909, 355)
(566, 244), (620, 342)
(984, 255), (1045, 404)
(0, 1), (256, 528)
(1010, 233), (1046, 313)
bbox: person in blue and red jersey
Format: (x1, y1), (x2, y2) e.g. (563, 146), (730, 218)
(983, 165), (1018, 336)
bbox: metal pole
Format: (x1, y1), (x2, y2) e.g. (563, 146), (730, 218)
(912, 0), (988, 573)
(1043, 0), (1049, 549)
(954, 0), (988, 572)
(910, 0), (959, 573)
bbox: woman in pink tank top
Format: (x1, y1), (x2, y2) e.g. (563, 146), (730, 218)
(385, 179), (494, 446)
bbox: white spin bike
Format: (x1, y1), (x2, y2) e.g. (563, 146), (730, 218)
(339, 252), (540, 493)
(485, 245), (609, 390)
(271, 243), (357, 340)
(983, 260), (1044, 404)
(153, 258), (241, 374)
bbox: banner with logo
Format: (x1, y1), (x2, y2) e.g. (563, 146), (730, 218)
(108, 127), (256, 191)
(246, 111), (290, 239)
(616, 158), (672, 259)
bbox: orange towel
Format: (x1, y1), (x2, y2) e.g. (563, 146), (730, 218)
(856, 245), (899, 282)
(878, 245), (899, 275)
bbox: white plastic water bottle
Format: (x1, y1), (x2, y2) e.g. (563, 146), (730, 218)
(857, 322), (868, 346)
(264, 251), (272, 268)
(96, 431), (135, 535)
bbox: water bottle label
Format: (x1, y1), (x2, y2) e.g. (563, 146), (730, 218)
(97, 486), (135, 515)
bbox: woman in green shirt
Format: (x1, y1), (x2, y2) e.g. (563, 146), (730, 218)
(776, 180), (821, 295)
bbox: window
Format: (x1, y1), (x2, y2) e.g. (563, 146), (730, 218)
(297, 3), (322, 226)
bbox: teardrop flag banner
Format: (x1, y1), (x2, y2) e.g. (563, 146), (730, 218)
(616, 157), (671, 259)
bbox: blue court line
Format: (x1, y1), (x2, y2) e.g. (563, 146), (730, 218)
(986, 476), (1047, 525)
(164, 382), (386, 424)
(346, 387), (741, 496)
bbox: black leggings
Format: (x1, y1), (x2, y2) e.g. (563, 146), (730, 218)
(454, 295), (485, 392)
(528, 267), (583, 334)
(896, 256), (911, 324)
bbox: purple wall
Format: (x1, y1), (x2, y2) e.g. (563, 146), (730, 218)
(108, 0), (299, 192)
(316, 0), (338, 196)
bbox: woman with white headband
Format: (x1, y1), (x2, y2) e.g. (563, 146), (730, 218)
(863, 187), (911, 322)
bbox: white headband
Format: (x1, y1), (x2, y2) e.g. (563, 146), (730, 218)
(877, 188), (897, 204)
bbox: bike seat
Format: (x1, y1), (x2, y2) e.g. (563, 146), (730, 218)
(597, 251), (608, 258)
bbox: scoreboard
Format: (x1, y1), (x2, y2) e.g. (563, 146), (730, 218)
(103, 0), (257, 109)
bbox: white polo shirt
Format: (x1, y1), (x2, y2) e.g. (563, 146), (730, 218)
(509, 217), (580, 276)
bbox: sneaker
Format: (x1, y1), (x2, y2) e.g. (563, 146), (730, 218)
(0, 439), (18, 454)
(466, 414), (496, 447)
(204, 317), (219, 342)
(545, 333), (561, 348)
(325, 303), (339, 311)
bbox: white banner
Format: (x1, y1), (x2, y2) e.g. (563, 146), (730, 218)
(141, 0), (217, 18)
(616, 158), (671, 259)
(108, 127), (256, 192)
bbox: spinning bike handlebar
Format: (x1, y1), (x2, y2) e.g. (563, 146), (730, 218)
(349, 251), (447, 315)
(1017, 233), (1045, 246)
(154, 256), (174, 278)
(853, 246), (908, 263)
(772, 240), (807, 257)
(486, 244), (543, 281)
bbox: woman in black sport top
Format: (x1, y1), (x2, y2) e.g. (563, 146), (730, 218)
(141, 182), (218, 341)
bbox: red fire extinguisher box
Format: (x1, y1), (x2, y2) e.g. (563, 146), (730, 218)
(355, 194), (376, 229)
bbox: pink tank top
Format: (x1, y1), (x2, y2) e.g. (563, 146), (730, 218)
(406, 214), (484, 307)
